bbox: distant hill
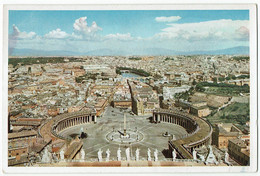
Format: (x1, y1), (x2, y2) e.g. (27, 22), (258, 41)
(11, 46), (249, 56)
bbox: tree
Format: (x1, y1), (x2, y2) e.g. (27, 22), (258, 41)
(212, 77), (217, 83)
(219, 77), (225, 82)
(196, 84), (205, 92)
(226, 76), (231, 80)
(192, 80), (197, 85)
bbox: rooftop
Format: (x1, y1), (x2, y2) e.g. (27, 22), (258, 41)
(8, 130), (37, 139)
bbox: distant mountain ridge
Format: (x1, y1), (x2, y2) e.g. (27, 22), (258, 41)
(11, 46), (249, 56)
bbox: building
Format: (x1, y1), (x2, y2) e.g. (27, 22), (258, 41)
(112, 100), (132, 109)
(228, 138), (250, 165)
(189, 105), (211, 117)
(129, 80), (159, 116)
(94, 98), (108, 116)
(212, 123), (242, 149)
(8, 130), (37, 165)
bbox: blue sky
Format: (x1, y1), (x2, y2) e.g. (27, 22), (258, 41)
(9, 10), (250, 55)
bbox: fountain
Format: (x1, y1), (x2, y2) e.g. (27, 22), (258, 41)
(163, 131), (171, 137)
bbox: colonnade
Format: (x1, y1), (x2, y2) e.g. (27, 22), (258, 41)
(153, 109), (212, 159)
(153, 113), (197, 134)
(55, 115), (96, 132)
(188, 136), (211, 153)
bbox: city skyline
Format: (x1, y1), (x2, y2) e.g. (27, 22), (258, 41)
(9, 10), (249, 56)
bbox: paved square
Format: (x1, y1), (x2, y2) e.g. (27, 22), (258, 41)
(59, 106), (188, 161)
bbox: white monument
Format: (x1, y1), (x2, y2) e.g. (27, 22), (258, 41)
(216, 153), (222, 162)
(52, 152), (58, 162)
(154, 149), (158, 161)
(135, 148), (140, 161)
(193, 149), (197, 160)
(206, 145), (218, 165)
(60, 149), (64, 161)
(98, 149), (103, 162)
(198, 154), (205, 162)
(172, 149), (177, 160)
(125, 147), (130, 161)
(80, 149), (85, 161)
(106, 149), (111, 162)
(41, 147), (51, 163)
(147, 148), (151, 161)
(225, 151), (230, 165)
(117, 148), (121, 161)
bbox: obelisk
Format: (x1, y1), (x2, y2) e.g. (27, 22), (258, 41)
(124, 113), (126, 136)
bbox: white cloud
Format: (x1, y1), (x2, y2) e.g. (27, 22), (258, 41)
(11, 24), (36, 39)
(9, 18), (250, 56)
(235, 26), (249, 41)
(105, 33), (133, 41)
(73, 17), (102, 39)
(9, 24), (37, 55)
(155, 16), (181, 22)
(44, 28), (69, 39)
(155, 19), (249, 42)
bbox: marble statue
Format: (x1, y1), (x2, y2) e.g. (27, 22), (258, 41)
(205, 145), (218, 165)
(225, 151), (230, 164)
(147, 148), (151, 161)
(60, 149), (64, 161)
(98, 149), (103, 162)
(42, 147), (51, 163)
(172, 149), (177, 160)
(117, 148), (121, 161)
(198, 154), (205, 162)
(135, 148), (140, 161)
(80, 149), (85, 161)
(106, 149), (111, 162)
(52, 152), (58, 162)
(193, 149), (197, 160)
(125, 147), (130, 161)
(154, 149), (158, 161)
(216, 153), (222, 162)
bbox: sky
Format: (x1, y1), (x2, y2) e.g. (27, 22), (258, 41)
(8, 10), (250, 56)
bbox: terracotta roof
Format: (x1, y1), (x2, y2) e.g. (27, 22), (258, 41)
(64, 141), (83, 160)
(8, 130), (37, 139)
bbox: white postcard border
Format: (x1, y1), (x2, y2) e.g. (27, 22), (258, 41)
(1, 1), (258, 175)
